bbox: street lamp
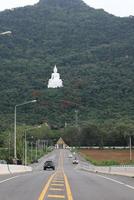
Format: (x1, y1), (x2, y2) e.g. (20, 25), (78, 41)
(75, 110), (78, 127)
(35, 140), (38, 161)
(30, 136), (34, 163)
(24, 125), (41, 165)
(129, 135), (132, 161)
(14, 100), (37, 161)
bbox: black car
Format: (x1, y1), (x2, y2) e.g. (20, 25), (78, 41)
(43, 160), (55, 170)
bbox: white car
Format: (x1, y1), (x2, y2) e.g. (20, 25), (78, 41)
(72, 158), (79, 164)
(68, 154), (73, 158)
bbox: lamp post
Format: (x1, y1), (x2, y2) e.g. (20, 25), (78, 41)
(14, 100), (37, 161)
(30, 137), (33, 163)
(24, 131), (27, 165)
(129, 135), (132, 161)
(35, 140), (38, 161)
(24, 125), (41, 165)
(75, 110), (78, 127)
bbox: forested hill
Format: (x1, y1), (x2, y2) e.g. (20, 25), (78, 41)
(0, 0), (134, 130)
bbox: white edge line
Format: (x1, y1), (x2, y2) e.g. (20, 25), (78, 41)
(96, 174), (134, 190)
(0, 175), (20, 184)
(0, 171), (37, 184)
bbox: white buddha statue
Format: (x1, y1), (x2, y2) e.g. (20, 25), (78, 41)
(48, 65), (63, 88)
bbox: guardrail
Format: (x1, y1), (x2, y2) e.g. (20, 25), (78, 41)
(0, 164), (32, 175)
(78, 161), (134, 177)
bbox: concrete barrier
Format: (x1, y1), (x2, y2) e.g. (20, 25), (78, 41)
(9, 165), (32, 174)
(79, 162), (134, 177)
(108, 166), (134, 176)
(0, 164), (10, 175)
(0, 164), (32, 175)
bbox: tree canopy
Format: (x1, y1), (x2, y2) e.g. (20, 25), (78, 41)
(0, 0), (133, 131)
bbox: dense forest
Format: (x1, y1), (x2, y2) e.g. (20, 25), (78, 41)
(0, 0), (134, 156)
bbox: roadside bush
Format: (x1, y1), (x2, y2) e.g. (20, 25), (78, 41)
(85, 156), (119, 166)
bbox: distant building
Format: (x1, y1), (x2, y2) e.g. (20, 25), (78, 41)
(55, 137), (67, 149)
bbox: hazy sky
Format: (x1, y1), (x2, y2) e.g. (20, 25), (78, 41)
(84, 0), (134, 17)
(0, 0), (134, 17)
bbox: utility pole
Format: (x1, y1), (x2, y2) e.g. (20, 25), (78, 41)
(129, 135), (132, 161)
(24, 131), (27, 165)
(75, 110), (78, 127)
(14, 100), (37, 161)
(65, 121), (67, 128)
(14, 105), (17, 159)
(35, 140), (38, 160)
(8, 131), (11, 160)
(30, 137), (33, 163)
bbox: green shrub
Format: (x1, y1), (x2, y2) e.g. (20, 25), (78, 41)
(85, 156), (119, 166)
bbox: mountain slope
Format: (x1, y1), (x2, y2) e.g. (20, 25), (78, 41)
(0, 0), (134, 129)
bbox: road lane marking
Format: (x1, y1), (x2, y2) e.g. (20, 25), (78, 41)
(125, 184), (134, 190)
(0, 172), (34, 184)
(54, 173), (63, 176)
(38, 173), (56, 200)
(0, 170), (49, 185)
(52, 180), (64, 183)
(0, 175), (20, 184)
(48, 194), (65, 198)
(96, 174), (134, 190)
(51, 183), (64, 186)
(53, 178), (64, 182)
(61, 150), (74, 200)
(50, 188), (64, 191)
(64, 173), (73, 200)
(38, 150), (74, 200)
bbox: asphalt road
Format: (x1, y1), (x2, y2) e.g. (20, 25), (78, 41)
(0, 149), (134, 200)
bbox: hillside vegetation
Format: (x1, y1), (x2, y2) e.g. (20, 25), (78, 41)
(0, 0), (134, 130)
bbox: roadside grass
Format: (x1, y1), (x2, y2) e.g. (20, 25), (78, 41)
(85, 155), (119, 166)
